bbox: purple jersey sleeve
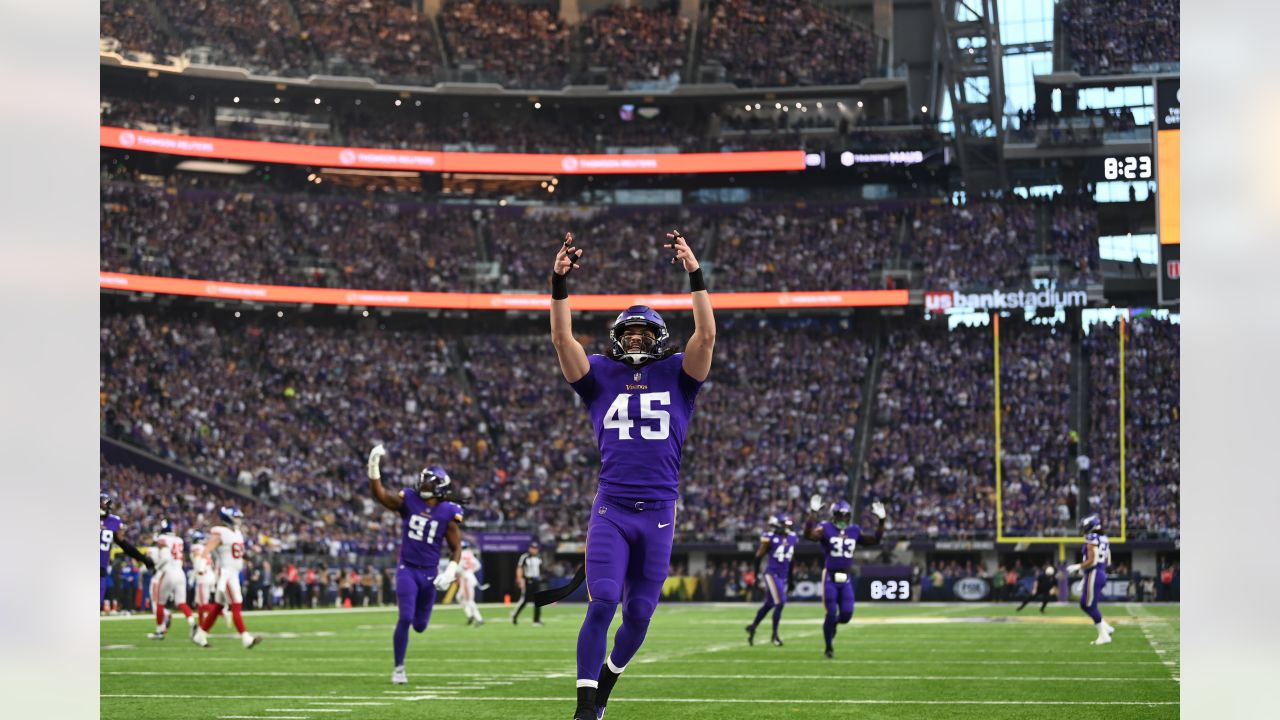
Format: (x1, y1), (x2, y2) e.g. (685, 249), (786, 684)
(569, 355), (604, 402)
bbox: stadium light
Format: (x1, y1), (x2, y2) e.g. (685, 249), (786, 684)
(314, 98), (321, 105)
(273, 97), (280, 104)
(534, 102), (542, 109)
(232, 96), (240, 103)
(921, 105), (928, 113)
(394, 99), (402, 107)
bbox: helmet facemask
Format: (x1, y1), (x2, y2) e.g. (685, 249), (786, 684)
(609, 306), (670, 366)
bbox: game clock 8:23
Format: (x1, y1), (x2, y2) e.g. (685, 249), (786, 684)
(865, 578), (913, 601)
(1102, 155), (1152, 181)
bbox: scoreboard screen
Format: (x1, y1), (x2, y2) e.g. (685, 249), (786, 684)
(1156, 77), (1180, 305)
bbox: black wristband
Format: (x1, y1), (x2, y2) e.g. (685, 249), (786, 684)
(688, 268), (706, 292)
(551, 272), (568, 300)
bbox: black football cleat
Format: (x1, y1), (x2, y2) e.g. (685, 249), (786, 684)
(745, 624), (756, 646)
(824, 647), (834, 659)
(771, 635), (784, 647)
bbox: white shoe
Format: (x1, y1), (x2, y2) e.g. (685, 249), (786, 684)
(1102, 622), (1116, 634)
(191, 628), (210, 648)
(532, 621), (544, 627)
(392, 666), (407, 685)
(242, 633), (262, 649)
(1091, 634), (1112, 646)
(147, 631), (166, 640)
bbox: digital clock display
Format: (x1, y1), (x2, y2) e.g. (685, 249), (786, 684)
(1102, 155), (1153, 181)
(866, 579), (912, 601)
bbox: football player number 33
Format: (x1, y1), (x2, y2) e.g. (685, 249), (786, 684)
(604, 392), (671, 440)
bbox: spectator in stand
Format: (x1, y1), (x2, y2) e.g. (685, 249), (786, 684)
(1060, 0), (1180, 76)
(703, 0), (874, 87)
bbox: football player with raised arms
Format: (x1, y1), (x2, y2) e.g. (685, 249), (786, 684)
(746, 513), (797, 647)
(550, 229), (715, 720)
(1067, 514), (1117, 645)
(99, 491), (155, 611)
(191, 507), (261, 649)
(367, 445), (464, 684)
(803, 496), (886, 658)
(146, 519), (195, 639)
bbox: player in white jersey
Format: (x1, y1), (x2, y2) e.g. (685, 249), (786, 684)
(191, 507), (261, 649)
(146, 519), (195, 639)
(188, 530), (216, 628)
(458, 541), (484, 626)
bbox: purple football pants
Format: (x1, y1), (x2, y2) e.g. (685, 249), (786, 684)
(576, 493), (674, 684)
(1079, 567), (1108, 623)
(393, 565), (437, 666)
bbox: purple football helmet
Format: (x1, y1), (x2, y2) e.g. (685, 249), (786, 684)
(831, 500), (852, 528)
(418, 465), (453, 501)
(770, 514), (793, 534)
(610, 305), (670, 365)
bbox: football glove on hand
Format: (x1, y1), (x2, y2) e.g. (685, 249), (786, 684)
(434, 561), (459, 590)
(1066, 563), (1082, 575)
(809, 494), (824, 513)
(367, 445), (387, 481)
(870, 501), (886, 520)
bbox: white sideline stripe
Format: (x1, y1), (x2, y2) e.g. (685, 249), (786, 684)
(265, 711), (351, 714)
(102, 670), (1172, 682)
(107, 694), (1177, 707)
(305, 703), (391, 706)
(102, 657), (1169, 667)
(220, 716), (308, 719)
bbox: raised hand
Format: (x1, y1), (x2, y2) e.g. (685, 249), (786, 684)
(554, 232), (583, 276)
(664, 230), (700, 273)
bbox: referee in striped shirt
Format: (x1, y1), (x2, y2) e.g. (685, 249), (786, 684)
(511, 541), (544, 626)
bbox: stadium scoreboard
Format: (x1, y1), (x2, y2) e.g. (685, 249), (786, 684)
(1156, 77), (1180, 305)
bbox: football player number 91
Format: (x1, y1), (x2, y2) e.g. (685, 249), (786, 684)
(870, 580), (911, 600)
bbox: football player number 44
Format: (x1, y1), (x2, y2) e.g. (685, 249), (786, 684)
(408, 516), (439, 543)
(604, 392), (671, 440)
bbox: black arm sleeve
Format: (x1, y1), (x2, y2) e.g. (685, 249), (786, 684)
(116, 537), (153, 568)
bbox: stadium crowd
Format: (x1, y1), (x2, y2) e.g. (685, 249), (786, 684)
(1059, 0), (1180, 75)
(101, 182), (481, 291)
(101, 305), (1178, 547)
(702, 0), (876, 87)
(438, 0), (571, 89)
(100, 0), (882, 90)
(861, 323), (995, 538)
(582, 3), (691, 87)
(1085, 316), (1180, 538)
(101, 180), (1101, 293)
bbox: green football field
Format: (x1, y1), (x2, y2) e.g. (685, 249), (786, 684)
(101, 601), (1179, 719)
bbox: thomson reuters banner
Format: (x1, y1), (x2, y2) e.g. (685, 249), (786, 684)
(101, 126), (805, 175)
(100, 272), (908, 311)
(925, 287), (1089, 312)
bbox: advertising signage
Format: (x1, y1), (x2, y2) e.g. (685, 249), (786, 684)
(101, 126), (806, 175)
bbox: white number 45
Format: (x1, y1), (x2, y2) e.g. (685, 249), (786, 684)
(603, 392), (671, 440)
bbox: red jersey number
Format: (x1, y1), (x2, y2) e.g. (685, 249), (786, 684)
(231, 542), (244, 560)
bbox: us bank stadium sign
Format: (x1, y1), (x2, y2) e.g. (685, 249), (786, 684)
(925, 287), (1089, 312)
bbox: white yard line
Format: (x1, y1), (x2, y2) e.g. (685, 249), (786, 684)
(106, 693), (1177, 707)
(103, 670), (1170, 682)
